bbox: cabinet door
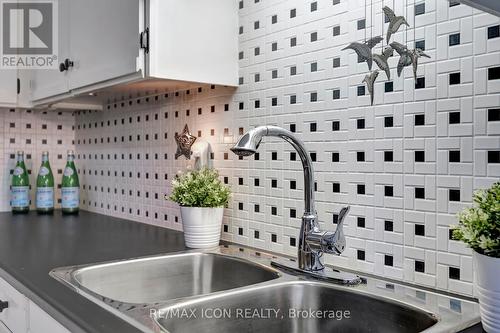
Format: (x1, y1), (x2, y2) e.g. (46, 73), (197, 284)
(0, 69), (17, 107)
(30, 0), (70, 102)
(68, 0), (140, 91)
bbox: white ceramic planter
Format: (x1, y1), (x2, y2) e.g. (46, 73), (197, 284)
(180, 206), (224, 249)
(474, 251), (500, 333)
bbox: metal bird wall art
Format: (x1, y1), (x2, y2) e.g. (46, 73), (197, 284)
(363, 70), (379, 106)
(383, 6), (409, 43)
(390, 41), (429, 80)
(342, 36), (383, 70)
(372, 46), (394, 80)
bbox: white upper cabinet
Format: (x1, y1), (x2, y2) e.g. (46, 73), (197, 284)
(68, 0), (140, 91)
(0, 69), (18, 107)
(28, 0), (238, 107)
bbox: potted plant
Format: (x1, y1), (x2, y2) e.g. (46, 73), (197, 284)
(168, 168), (231, 249)
(452, 182), (500, 333)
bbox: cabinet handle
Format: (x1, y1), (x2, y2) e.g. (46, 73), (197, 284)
(59, 58), (74, 72)
(0, 301), (8, 312)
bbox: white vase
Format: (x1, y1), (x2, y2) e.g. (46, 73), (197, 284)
(474, 251), (500, 333)
(179, 206), (224, 249)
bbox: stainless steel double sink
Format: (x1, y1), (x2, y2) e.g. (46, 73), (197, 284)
(50, 245), (480, 333)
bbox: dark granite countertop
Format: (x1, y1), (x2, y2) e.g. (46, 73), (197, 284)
(0, 210), (186, 333)
(0, 211), (485, 333)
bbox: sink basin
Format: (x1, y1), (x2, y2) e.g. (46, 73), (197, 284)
(156, 281), (438, 333)
(71, 252), (279, 304)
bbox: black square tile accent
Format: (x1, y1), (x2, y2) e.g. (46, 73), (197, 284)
(271, 233), (277, 243)
(384, 255), (393, 266)
(333, 26), (340, 36)
(415, 224), (425, 236)
(332, 121), (340, 131)
(310, 1), (317, 11)
(254, 21), (259, 29)
(332, 89), (340, 99)
(385, 81), (394, 92)
(271, 151), (278, 160)
(449, 0), (460, 6)
(384, 151), (394, 162)
(449, 72), (461, 85)
(290, 38), (297, 47)
(449, 267), (460, 280)
(488, 67), (500, 80)
(238, 202), (244, 210)
(271, 14), (277, 24)
(224, 176), (229, 184)
(333, 57), (340, 68)
(254, 204), (260, 213)
(415, 77), (425, 89)
(357, 217), (365, 228)
(310, 122), (317, 132)
(290, 180), (296, 190)
(238, 227), (244, 236)
(271, 207), (277, 215)
(488, 151), (500, 163)
(449, 112), (461, 124)
(415, 40), (425, 50)
(449, 228), (454, 240)
(415, 3), (425, 15)
(415, 187), (425, 199)
(290, 123), (296, 132)
(357, 184), (366, 195)
(449, 33), (460, 46)
(333, 0), (340, 4)
(449, 150), (460, 162)
(333, 214), (339, 224)
(290, 8), (296, 18)
(332, 182), (340, 193)
(357, 19), (365, 30)
(415, 261), (425, 273)
(254, 178), (260, 187)
(332, 152), (340, 162)
(385, 186), (394, 197)
(310, 62), (317, 72)
(290, 152), (296, 161)
(357, 151), (365, 161)
(357, 118), (365, 129)
(357, 85), (365, 96)
(488, 109), (500, 121)
(223, 225), (228, 232)
(254, 230), (260, 239)
(384, 116), (394, 127)
(271, 97), (278, 106)
(310, 32), (317, 42)
(415, 151), (425, 162)
(290, 209), (296, 218)
(271, 179), (277, 188)
(449, 189), (460, 202)
(488, 25), (500, 39)
(290, 95), (296, 104)
(357, 250), (365, 261)
(384, 220), (393, 231)
(290, 237), (296, 247)
(415, 114), (425, 126)
(238, 177), (243, 185)
(310, 152), (316, 162)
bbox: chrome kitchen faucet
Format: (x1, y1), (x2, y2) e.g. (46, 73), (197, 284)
(231, 126), (361, 284)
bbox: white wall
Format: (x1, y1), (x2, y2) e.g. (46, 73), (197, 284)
(25, 0), (500, 296)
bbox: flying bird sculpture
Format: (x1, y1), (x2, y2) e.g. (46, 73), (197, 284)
(391, 41), (429, 79)
(342, 36), (383, 70)
(372, 46), (394, 80)
(383, 6), (409, 43)
(363, 70), (379, 106)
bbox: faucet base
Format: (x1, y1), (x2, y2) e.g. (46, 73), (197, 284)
(271, 257), (364, 286)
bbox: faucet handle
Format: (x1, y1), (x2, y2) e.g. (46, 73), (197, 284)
(331, 206), (350, 254)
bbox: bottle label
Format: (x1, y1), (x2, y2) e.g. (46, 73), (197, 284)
(63, 167), (74, 177)
(61, 187), (79, 209)
(36, 187), (54, 208)
(39, 166), (50, 176)
(13, 167), (24, 176)
(11, 186), (29, 208)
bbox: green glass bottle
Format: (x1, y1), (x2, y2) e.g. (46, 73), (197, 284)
(61, 150), (79, 214)
(11, 151), (30, 213)
(36, 151), (54, 214)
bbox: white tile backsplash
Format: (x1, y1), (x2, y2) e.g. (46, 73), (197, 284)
(1, 0), (500, 297)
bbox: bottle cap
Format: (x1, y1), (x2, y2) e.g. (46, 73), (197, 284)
(17, 150), (24, 155)
(67, 150), (74, 155)
(42, 151), (49, 156)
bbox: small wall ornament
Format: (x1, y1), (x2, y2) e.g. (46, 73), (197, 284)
(363, 70), (379, 107)
(383, 6), (409, 43)
(373, 46), (394, 80)
(175, 124), (197, 159)
(342, 36), (383, 70)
